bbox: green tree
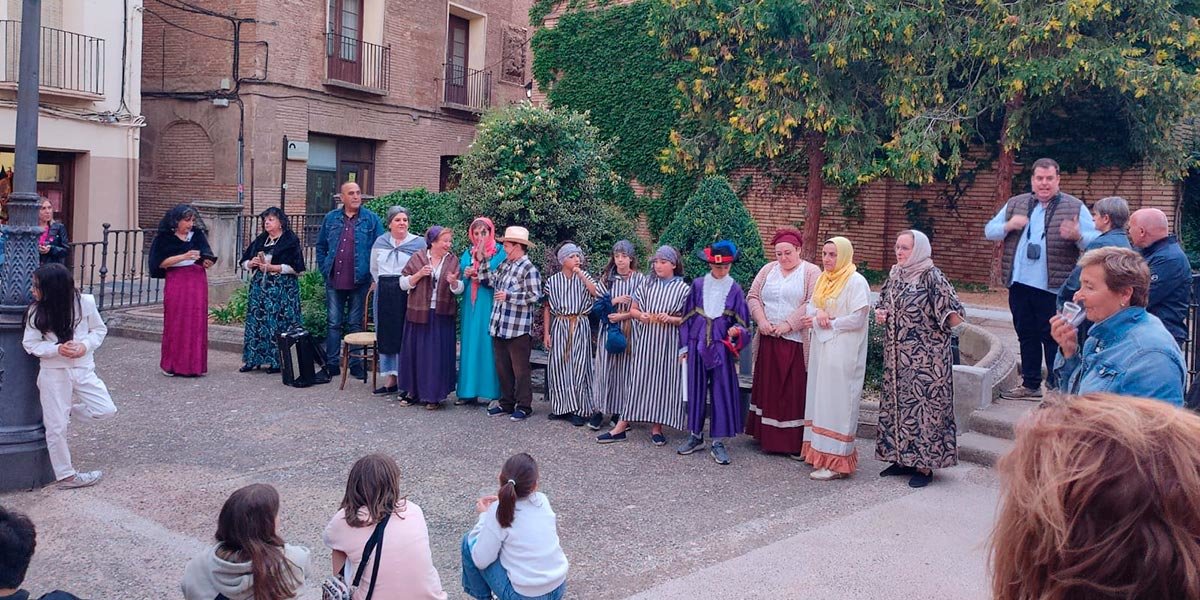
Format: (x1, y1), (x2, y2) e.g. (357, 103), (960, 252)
(456, 103), (639, 269)
(658, 176), (766, 289)
(649, 0), (894, 260)
(848, 0), (1200, 281)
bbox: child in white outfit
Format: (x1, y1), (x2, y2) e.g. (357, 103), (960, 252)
(22, 263), (116, 488)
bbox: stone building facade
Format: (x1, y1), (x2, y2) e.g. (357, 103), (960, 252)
(140, 0), (534, 227)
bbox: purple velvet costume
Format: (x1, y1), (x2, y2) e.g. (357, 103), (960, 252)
(679, 276), (751, 438)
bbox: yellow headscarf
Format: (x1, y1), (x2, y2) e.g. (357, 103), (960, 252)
(812, 237), (856, 310)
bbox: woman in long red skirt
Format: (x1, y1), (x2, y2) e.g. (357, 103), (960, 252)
(149, 204), (214, 377)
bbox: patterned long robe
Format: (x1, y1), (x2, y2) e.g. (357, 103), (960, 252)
(874, 267), (965, 469)
(592, 271), (648, 415)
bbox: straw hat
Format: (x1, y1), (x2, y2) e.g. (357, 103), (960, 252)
(496, 225), (534, 247)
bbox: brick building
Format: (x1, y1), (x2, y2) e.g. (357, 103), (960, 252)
(140, 0), (534, 227)
(1, 0), (143, 241)
(735, 161), (1183, 284)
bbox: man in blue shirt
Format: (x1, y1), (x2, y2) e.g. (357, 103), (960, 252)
(985, 158), (1098, 399)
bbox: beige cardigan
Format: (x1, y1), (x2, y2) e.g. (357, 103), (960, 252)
(747, 261), (821, 336)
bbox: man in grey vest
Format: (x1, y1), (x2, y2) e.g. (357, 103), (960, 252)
(985, 158), (1098, 399)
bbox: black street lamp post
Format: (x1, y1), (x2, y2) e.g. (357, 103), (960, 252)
(0, 0), (56, 491)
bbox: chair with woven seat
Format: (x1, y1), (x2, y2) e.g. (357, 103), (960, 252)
(339, 287), (378, 390)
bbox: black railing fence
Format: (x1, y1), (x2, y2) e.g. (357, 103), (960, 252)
(67, 224), (162, 311)
(441, 63), (491, 111)
(235, 213), (322, 277)
(325, 32), (390, 91)
(1187, 273), (1199, 397)
(1, 20), (105, 96)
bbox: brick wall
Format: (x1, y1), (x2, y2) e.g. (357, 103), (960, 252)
(140, 0), (535, 227)
(735, 159), (1181, 284)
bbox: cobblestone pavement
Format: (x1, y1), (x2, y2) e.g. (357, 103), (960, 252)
(3, 337), (998, 599)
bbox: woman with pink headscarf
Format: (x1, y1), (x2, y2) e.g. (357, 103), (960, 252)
(456, 217), (507, 405)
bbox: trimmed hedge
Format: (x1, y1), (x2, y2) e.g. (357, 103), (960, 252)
(657, 176), (766, 290)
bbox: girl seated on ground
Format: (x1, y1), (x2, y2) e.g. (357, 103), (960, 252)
(181, 483), (309, 600)
(323, 453), (447, 600)
(462, 453), (569, 600)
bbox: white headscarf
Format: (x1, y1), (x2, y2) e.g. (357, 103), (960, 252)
(890, 229), (934, 284)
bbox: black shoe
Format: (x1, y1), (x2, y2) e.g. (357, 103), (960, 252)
(570, 414), (587, 427)
(264, 366), (280, 374)
(454, 397), (477, 406)
(908, 470), (934, 488)
(349, 369), (366, 380)
(587, 412), (604, 430)
(880, 463), (917, 477)
(610, 413), (621, 427)
(327, 365), (341, 377)
(487, 405), (513, 417)
(238, 364), (258, 373)
(547, 412), (571, 421)
(373, 385), (398, 395)
(596, 430), (627, 444)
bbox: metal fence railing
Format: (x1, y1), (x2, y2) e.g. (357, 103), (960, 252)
(1187, 273), (1199, 396)
(67, 224), (162, 311)
(1, 20), (105, 96)
(235, 213), (323, 278)
(440, 63), (491, 111)
(325, 32), (390, 92)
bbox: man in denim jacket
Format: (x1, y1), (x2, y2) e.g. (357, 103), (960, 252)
(316, 181), (384, 377)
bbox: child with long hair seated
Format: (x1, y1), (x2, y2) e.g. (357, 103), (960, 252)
(323, 453), (447, 599)
(22, 263), (116, 489)
(181, 483), (308, 600)
(462, 453), (569, 600)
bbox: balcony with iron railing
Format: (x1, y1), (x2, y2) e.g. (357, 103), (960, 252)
(324, 32), (390, 95)
(0, 20), (105, 100)
(440, 63), (491, 114)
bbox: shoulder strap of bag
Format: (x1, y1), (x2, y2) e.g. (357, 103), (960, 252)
(352, 513), (390, 600)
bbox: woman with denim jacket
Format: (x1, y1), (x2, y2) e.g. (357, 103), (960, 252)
(1051, 247), (1185, 405)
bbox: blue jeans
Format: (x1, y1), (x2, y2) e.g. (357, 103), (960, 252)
(326, 281), (370, 372)
(461, 534), (566, 600)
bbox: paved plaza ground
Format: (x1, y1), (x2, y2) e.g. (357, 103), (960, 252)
(3, 337), (1000, 599)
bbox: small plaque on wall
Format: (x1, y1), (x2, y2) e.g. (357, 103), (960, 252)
(286, 140), (309, 161)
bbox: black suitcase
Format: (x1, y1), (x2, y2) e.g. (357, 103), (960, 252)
(278, 327), (332, 388)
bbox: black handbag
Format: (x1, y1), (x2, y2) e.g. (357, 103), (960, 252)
(278, 326), (332, 388)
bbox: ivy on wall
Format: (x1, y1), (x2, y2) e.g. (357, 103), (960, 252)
(531, 0), (695, 236)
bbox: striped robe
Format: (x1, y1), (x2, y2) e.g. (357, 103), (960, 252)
(592, 271), (648, 415)
(543, 270), (597, 416)
(623, 276), (691, 429)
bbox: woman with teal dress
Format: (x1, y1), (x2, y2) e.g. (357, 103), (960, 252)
(238, 207), (305, 373)
(457, 217), (507, 405)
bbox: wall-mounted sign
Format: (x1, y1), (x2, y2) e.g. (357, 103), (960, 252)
(286, 140), (309, 161)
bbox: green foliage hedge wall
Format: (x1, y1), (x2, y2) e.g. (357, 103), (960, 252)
(658, 176), (766, 290)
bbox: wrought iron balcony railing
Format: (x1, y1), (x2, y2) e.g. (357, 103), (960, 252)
(0, 20), (105, 96)
(325, 31), (390, 93)
(441, 63), (491, 112)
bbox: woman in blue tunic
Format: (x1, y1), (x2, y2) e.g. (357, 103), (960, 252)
(457, 217), (506, 405)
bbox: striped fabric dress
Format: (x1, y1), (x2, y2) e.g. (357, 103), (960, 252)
(543, 270), (598, 416)
(592, 271), (648, 415)
(623, 276), (691, 430)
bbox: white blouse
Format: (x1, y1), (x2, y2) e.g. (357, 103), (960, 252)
(762, 264), (808, 343)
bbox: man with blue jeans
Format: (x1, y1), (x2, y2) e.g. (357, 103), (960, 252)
(985, 158), (1097, 399)
(316, 181), (383, 378)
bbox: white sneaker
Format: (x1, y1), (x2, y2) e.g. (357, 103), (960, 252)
(809, 468), (846, 481)
(57, 470), (102, 489)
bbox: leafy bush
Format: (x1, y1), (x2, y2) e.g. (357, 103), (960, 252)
(364, 188), (471, 257)
(456, 103), (628, 272)
(657, 176), (766, 289)
(864, 314), (885, 391)
(209, 284), (249, 324)
(299, 270), (328, 339)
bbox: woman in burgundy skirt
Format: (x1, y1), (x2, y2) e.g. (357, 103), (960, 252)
(149, 204), (214, 377)
(745, 228), (821, 457)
